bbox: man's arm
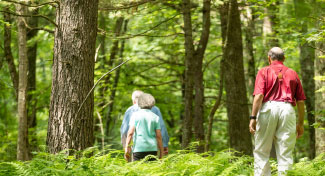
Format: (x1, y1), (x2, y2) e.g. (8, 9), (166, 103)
(120, 107), (133, 147)
(155, 129), (164, 159)
(249, 94), (264, 134)
(124, 126), (135, 161)
(296, 100), (305, 138)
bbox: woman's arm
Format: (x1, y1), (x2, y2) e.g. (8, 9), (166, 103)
(124, 126), (135, 161)
(155, 129), (164, 159)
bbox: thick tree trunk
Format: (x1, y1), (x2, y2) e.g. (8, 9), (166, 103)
(315, 42), (325, 156)
(181, 0), (196, 149)
(222, 0), (252, 155)
(27, 8), (39, 154)
(3, 8), (19, 98)
(47, 0), (98, 153)
(16, 4), (30, 161)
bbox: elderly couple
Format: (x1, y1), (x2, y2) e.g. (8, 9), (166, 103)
(120, 47), (306, 176)
(120, 90), (169, 162)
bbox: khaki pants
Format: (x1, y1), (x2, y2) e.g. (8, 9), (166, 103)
(254, 101), (296, 176)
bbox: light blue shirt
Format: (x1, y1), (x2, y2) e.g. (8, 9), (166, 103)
(120, 104), (169, 147)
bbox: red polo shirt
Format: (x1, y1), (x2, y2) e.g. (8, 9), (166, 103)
(253, 61), (306, 106)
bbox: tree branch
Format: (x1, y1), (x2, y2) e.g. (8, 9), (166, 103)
(0, 9), (58, 27)
(1, 0), (58, 8)
(99, 0), (158, 11)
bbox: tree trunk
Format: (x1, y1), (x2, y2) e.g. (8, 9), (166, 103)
(3, 8), (19, 98)
(294, 0), (316, 159)
(16, 3), (30, 161)
(181, 0), (196, 149)
(105, 19), (128, 137)
(315, 42), (325, 156)
(222, 0), (252, 155)
(192, 0), (211, 153)
(27, 7), (39, 154)
(47, 0), (98, 153)
(243, 5), (256, 95)
(205, 59), (224, 152)
(262, 1), (280, 65)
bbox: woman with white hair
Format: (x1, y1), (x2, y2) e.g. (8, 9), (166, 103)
(124, 93), (164, 161)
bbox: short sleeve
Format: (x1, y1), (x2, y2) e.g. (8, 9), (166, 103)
(295, 75), (306, 101)
(253, 69), (266, 96)
(155, 116), (161, 130)
(129, 114), (136, 127)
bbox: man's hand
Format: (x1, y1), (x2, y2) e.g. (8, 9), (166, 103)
(124, 147), (131, 161)
(296, 124), (304, 139)
(163, 147), (168, 155)
(249, 119), (257, 134)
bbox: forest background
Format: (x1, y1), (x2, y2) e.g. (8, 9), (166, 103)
(0, 0), (324, 175)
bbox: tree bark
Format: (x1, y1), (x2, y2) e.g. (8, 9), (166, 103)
(105, 19), (128, 137)
(243, 5), (256, 95)
(294, 0), (316, 159)
(16, 3), (30, 161)
(192, 0), (211, 153)
(181, 0), (196, 149)
(27, 7), (39, 154)
(222, 0), (252, 155)
(47, 0), (98, 153)
(315, 42), (325, 156)
(205, 59), (224, 152)
(3, 8), (19, 98)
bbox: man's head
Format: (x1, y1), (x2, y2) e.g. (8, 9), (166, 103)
(268, 47), (285, 62)
(132, 90), (144, 104)
(138, 93), (155, 109)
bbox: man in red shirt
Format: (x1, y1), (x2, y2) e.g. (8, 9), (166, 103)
(249, 47), (306, 176)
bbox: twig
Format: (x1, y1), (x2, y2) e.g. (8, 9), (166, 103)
(99, 0), (157, 11)
(96, 112), (105, 150)
(308, 44), (325, 53)
(99, 15), (179, 39)
(75, 58), (132, 116)
(2, 0), (58, 8)
(0, 10), (58, 27)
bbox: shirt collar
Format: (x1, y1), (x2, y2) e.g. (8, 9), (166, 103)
(271, 60), (284, 66)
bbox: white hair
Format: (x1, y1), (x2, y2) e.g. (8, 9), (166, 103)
(268, 47), (285, 61)
(131, 90), (144, 104)
(138, 93), (155, 109)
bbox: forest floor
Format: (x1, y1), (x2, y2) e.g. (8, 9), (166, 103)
(0, 149), (324, 176)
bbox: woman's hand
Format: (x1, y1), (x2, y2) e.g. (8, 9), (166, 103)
(124, 147), (131, 161)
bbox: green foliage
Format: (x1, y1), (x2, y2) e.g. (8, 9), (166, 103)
(1, 149), (324, 176)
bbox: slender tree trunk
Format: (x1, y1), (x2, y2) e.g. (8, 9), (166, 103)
(294, 0), (316, 159)
(16, 3), (30, 161)
(105, 19), (128, 137)
(243, 5), (256, 95)
(205, 59), (224, 152)
(192, 0), (211, 153)
(3, 8), (19, 98)
(315, 42), (325, 156)
(181, 0), (196, 149)
(27, 7), (39, 154)
(262, 1), (280, 65)
(47, 0), (98, 153)
(222, 0), (252, 155)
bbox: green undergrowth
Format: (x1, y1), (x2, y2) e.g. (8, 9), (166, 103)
(0, 148), (324, 176)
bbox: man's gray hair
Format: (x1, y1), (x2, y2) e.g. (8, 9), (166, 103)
(268, 47), (285, 61)
(138, 93), (155, 109)
(132, 90), (144, 104)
